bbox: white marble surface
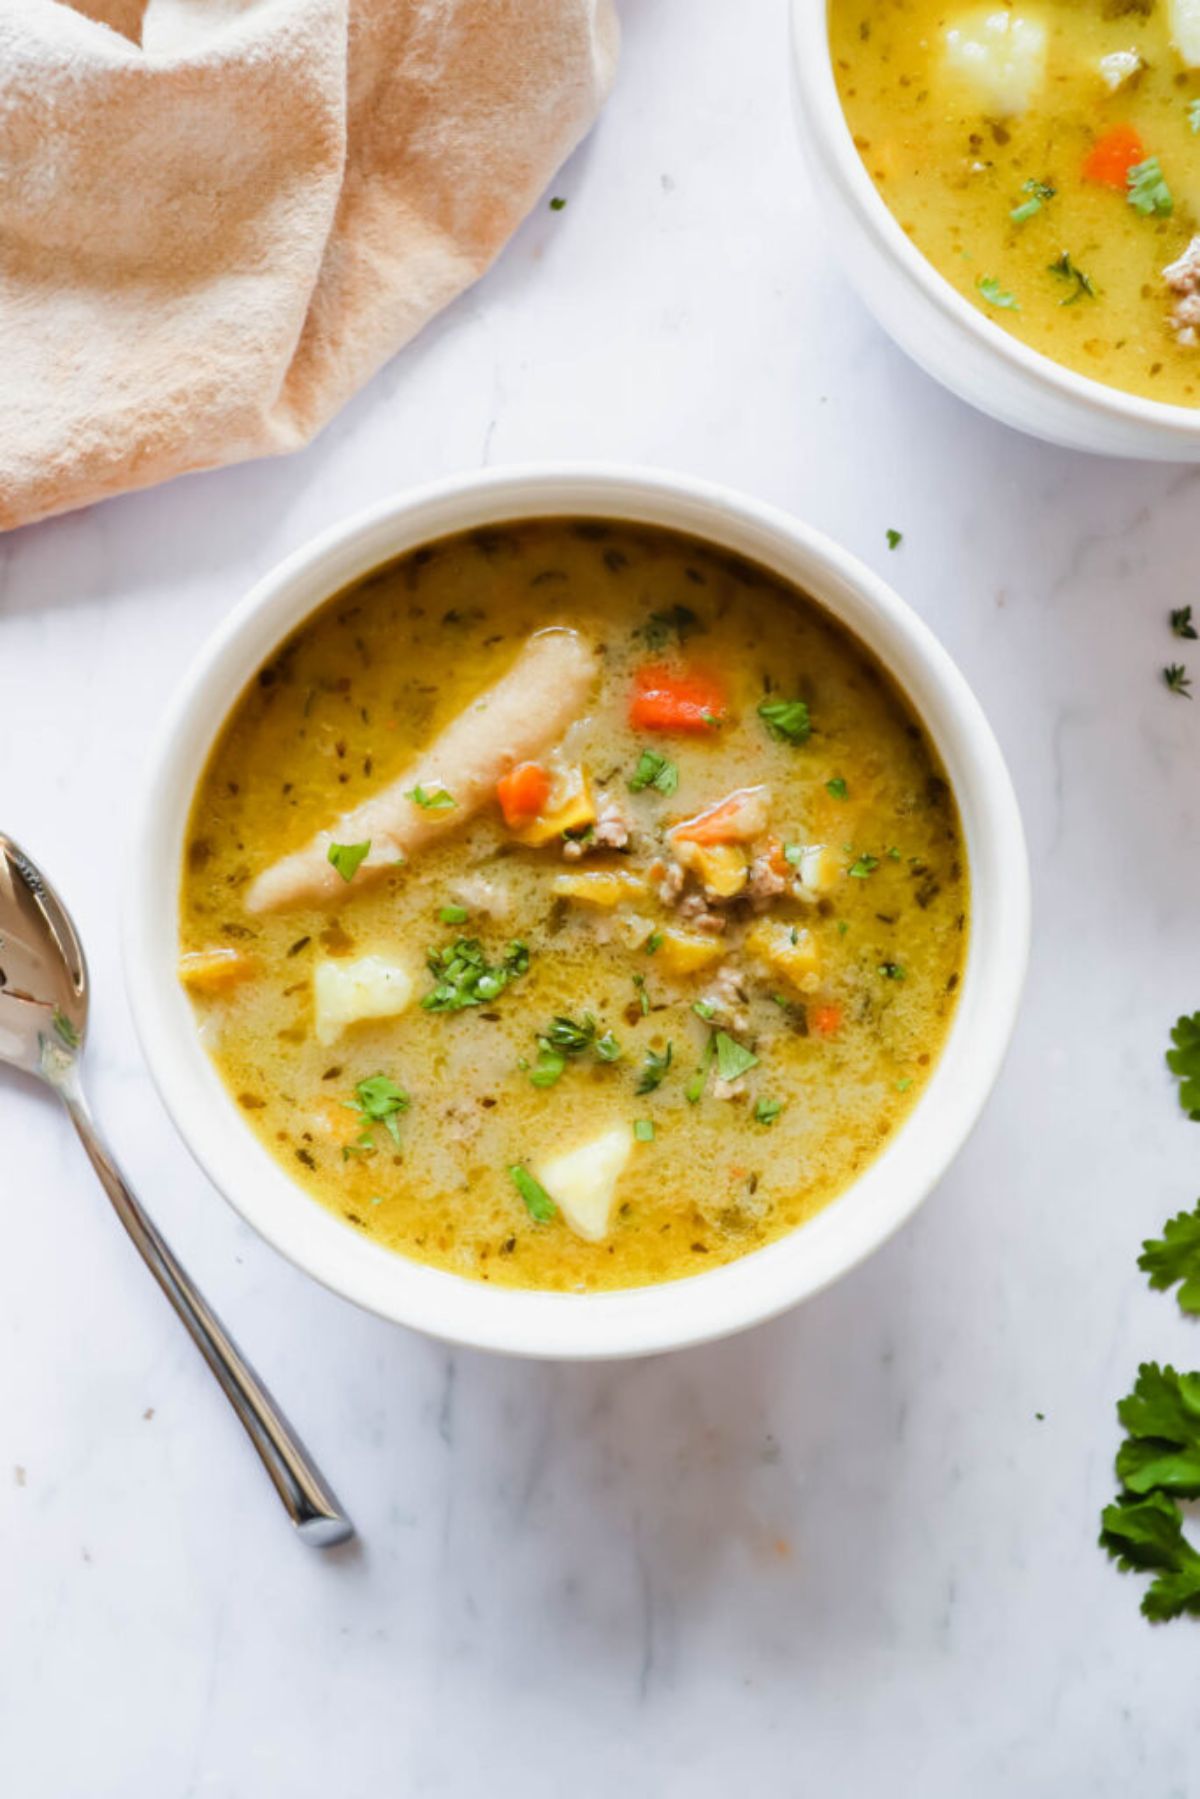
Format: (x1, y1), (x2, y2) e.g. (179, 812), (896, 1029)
(3, 1), (1200, 1792)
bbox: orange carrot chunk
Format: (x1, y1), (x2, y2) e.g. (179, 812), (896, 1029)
(496, 761), (551, 826)
(670, 786), (770, 846)
(629, 664), (728, 733)
(1082, 124), (1145, 191)
(812, 1004), (842, 1037)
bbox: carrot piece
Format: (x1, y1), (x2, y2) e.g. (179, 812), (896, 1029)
(178, 948), (256, 993)
(629, 664), (728, 733)
(496, 761), (551, 826)
(670, 786), (770, 846)
(761, 835), (791, 880)
(1082, 124), (1144, 192)
(812, 1004), (842, 1037)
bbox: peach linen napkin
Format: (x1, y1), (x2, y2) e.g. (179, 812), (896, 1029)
(0, 0), (619, 531)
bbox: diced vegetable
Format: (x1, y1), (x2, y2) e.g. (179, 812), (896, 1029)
(746, 920), (820, 993)
(812, 1004), (842, 1037)
(1169, 0), (1200, 69)
(628, 664), (728, 733)
(654, 927), (726, 977)
(757, 698), (811, 745)
(552, 870), (648, 908)
(534, 1125), (633, 1241)
(496, 762), (551, 826)
(943, 9), (1047, 117)
(1082, 123), (1145, 192)
(789, 843), (844, 896)
(628, 749), (679, 795)
(327, 840), (372, 882)
(511, 765), (596, 846)
(669, 786), (771, 846)
(178, 948), (256, 993)
(1098, 49), (1145, 93)
(673, 841), (748, 898)
(313, 954), (414, 1046)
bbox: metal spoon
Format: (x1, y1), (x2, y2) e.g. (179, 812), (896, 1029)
(0, 834), (354, 1548)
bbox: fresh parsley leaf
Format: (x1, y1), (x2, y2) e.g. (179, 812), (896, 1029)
(423, 938), (529, 1011)
(1127, 156), (1173, 217)
(826, 777), (848, 800)
(848, 853), (880, 878)
(1167, 1014), (1200, 1118)
(879, 962), (906, 981)
(636, 1042), (673, 1095)
(1047, 250), (1097, 305)
(406, 784), (456, 811)
(1114, 1363), (1200, 1499)
(758, 697), (812, 745)
(628, 749), (679, 796)
(1139, 1203), (1200, 1313)
(754, 1097), (783, 1125)
(885, 528), (903, 550)
(715, 1031), (758, 1082)
(1164, 663), (1193, 698)
(347, 1073), (410, 1145)
(977, 274), (1019, 310)
(509, 1164), (556, 1222)
(634, 1119), (655, 1142)
(638, 604), (703, 650)
(439, 904), (468, 924)
(529, 1041), (566, 1088)
(546, 1014), (596, 1053)
(1171, 606), (1198, 641)
(1099, 1491), (1200, 1621)
(327, 839), (371, 882)
(1010, 178), (1056, 223)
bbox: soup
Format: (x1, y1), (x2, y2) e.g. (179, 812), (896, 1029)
(830, 0), (1200, 405)
(179, 520), (967, 1293)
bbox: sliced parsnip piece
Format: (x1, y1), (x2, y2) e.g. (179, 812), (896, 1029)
(313, 954), (413, 1046)
(794, 843), (843, 897)
(943, 10), (1047, 116)
(536, 1124), (633, 1242)
(179, 948), (256, 993)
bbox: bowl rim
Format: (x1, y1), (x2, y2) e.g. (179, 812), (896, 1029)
(789, 0), (1200, 442)
(124, 463), (1030, 1360)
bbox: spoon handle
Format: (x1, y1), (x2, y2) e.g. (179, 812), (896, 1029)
(61, 1084), (354, 1548)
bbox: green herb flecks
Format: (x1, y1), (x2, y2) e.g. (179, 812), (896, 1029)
(636, 1042), (673, 1095)
(886, 528), (903, 551)
(549, 196), (567, 212)
(758, 697), (812, 745)
(848, 853), (880, 879)
(632, 973), (650, 1016)
(977, 275), (1019, 310)
(1171, 606), (1198, 641)
(634, 1119), (655, 1143)
(1190, 98), (1200, 135)
(1164, 663), (1193, 698)
(628, 749), (679, 796)
(826, 777), (848, 800)
(344, 1073), (410, 1152)
(327, 840), (371, 882)
(638, 605), (703, 651)
(509, 1165), (556, 1223)
(1010, 178), (1055, 223)
(879, 962), (907, 981)
(423, 938), (530, 1012)
(52, 1008), (80, 1050)
(439, 904), (468, 925)
(714, 1031), (758, 1083)
(528, 1042), (566, 1088)
(754, 1097), (783, 1126)
(1047, 251), (1097, 306)
(1127, 156), (1173, 217)
(406, 784), (456, 811)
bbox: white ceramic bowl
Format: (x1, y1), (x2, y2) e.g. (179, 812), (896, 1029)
(126, 466), (1029, 1359)
(790, 0), (1200, 459)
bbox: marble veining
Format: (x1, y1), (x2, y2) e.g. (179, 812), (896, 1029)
(3, 0), (1200, 1791)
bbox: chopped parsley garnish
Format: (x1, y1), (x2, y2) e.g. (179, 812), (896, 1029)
(636, 1042), (673, 1095)
(885, 528), (903, 551)
(52, 1008), (80, 1049)
(628, 749), (679, 796)
(423, 937), (529, 1011)
(1010, 178), (1055, 223)
(783, 842), (804, 869)
(826, 777), (848, 800)
(528, 1014), (620, 1084)
(345, 1073), (410, 1149)
(634, 1119), (655, 1142)
(549, 196), (567, 211)
(895, 1077), (913, 1093)
(1127, 156), (1173, 217)
(684, 1032), (718, 1104)
(632, 973), (650, 1015)
(879, 962), (906, 981)
(327, 839), (371, 882)
(509, 1165), (556, 1223)
(439, 904), (468, 924)
(692, 998), (716, 1021)
(595, 1030), (622, 1062)
(754, 1097), (783, 1126)
(1047, 250), (1096, 305)
(645, 930), (663, 956)
(406, 784), (456, 810)
(1164, 663), (1193, 698)
(1139, 1202), (1200, 1314)
(638, 604), (703, 650)
(1171, 606), (1198, 641)
(848, 853), (880, 878)
(1166, 1013), (1200, 1117)
(546, 1014), (597, 1053)
(714, 1030), (758, 1083)
(529, 1042), (566, 1088)
(977, 275), (1019, 310)
(758, 697), (812, 745)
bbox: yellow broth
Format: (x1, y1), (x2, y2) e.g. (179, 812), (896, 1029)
(830, 0), (1200, 405)
(179, 520), (968, 1292)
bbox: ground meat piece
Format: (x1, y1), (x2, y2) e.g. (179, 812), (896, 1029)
(1164, 236), (1200, 345)
(710, 1076), (748, 1101)
(746, 851), (787, 910)
(561, 798), (632, 860)
(700, 963), (749, 1034)
(676, 891), (727, 933)
(657, 859), (686, 904)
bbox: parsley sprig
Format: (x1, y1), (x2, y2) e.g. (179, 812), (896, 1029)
(423, 937), (529, 1011)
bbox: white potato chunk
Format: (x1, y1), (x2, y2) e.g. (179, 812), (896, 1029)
(1098, 49), (1144, 93)
(1169, 0), (1200, 68)
(536, 1125), (633, 1243)
(795, 843), (843, 897)
(943, 10), (1047, 116)
(313, 954), (413, 1047)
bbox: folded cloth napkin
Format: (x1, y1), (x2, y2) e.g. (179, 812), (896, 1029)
(0, 0), (618, 531)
